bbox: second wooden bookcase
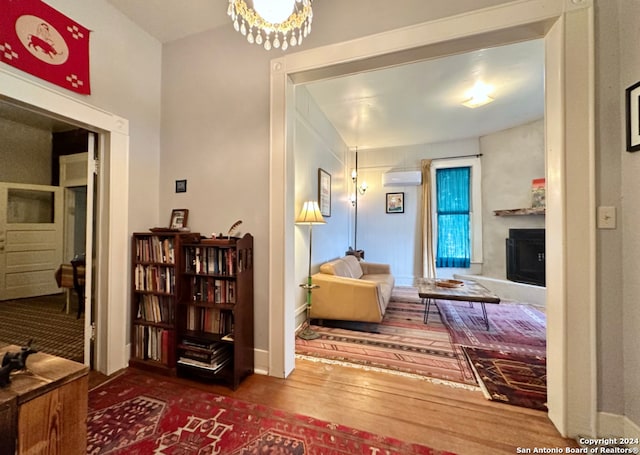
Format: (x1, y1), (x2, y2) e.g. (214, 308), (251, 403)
(176, 233), (254, 389)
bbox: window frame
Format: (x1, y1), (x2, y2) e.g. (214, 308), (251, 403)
(431, 157), (483, 267)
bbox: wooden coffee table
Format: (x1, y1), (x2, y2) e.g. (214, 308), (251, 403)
(417, 278), (500, 330)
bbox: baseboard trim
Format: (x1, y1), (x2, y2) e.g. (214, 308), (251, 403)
(598, 412), (640, 440)
(254, 347), (269, 375)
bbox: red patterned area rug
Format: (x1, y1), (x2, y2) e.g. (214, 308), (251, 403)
(462, 346), (547, 411)
(88, 371), (454, 454)
(296, 289), (476, 386)
(436, 300), (546, 355)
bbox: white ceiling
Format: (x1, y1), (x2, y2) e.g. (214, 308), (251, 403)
(304, 39), (544, 149)
(1, 3), (545, 150)
(107, 0), (230, 44)
(105, 1), (544, 150)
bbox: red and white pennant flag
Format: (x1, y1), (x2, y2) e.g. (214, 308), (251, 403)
(0, 0), (91, 94)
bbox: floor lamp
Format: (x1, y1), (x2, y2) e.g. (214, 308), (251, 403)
(296, 200), (326, 340)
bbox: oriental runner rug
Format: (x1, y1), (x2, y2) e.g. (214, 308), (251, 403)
(436, 300), (546, 355)
(88, 370), (455, 455)
(295, 289), (477, 387)
(462, 346), (547, 411)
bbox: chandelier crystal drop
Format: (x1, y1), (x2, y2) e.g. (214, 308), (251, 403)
(227, 0), (313, 51)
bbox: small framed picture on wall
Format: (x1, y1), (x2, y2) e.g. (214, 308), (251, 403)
(386, 192), (404, 214)
(318, 168), (331, 217)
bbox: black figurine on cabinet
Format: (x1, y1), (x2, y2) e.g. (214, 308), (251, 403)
(0, 340), (37, 387)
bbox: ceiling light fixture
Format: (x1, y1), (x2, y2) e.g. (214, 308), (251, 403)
(462, 81), (495, 108)
(227, 0), (313, 51)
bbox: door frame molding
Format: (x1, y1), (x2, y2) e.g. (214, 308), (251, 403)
(0, 67), (130, 375)
(268, 0), (596, 438)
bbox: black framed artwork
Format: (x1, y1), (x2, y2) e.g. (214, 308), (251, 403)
(626, 81), (640, 152)
(386, 192), (404, 214)
(175, 179), (187, 193)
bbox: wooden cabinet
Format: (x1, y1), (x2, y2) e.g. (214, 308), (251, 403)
(177, 234), (253, 389)
(129, 231), (200, 375)
(0, 344), (88, 454)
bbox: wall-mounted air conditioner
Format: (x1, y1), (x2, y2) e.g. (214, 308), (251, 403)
(382, 170), (422, 186)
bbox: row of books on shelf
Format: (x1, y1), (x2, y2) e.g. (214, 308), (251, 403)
(177, 338), (232, 373)
(134, 264), (175, 294)
(136, 294), (174, 324)
(191, 276), (236, 304)
(135, 236), (176, 264)
(185, 306), (234, 335)
(133, 325), (174, 365)
(186, 247), (237, 276)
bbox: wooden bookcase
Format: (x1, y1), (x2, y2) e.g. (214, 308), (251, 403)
(176, 233), (254, 389)
(129, 231), (200, 375)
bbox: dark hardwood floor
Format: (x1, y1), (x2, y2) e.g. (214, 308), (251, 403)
(89, 358), (577, 454)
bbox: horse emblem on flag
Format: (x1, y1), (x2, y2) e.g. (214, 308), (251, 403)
(17, 15), (69, 64)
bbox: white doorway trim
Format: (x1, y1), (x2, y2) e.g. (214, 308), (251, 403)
(0, 67), (130, 376)
(269, 0), (596, 439)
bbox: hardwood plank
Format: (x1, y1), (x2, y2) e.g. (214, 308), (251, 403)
(92, 358), (577, 455)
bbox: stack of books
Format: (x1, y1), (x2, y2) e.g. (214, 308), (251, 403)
(177, 338), (231, 374)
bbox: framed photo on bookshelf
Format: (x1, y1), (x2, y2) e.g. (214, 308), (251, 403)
(318, 168), (331, 217)
(386, 192), (404, 214)
(170, 209), (188, 229)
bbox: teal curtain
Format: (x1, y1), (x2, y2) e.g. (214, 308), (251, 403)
(436, 167), (471, 268)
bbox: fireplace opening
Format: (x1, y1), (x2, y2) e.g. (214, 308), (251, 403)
(506, 228), (545, 287)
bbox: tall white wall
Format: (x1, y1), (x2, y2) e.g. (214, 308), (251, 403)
(617, 0), (640, 426)
(594, 0), (624, 418)
(480, 119), (545, 279)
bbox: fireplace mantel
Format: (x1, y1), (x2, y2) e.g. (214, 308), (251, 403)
(493, 207), (545, 216)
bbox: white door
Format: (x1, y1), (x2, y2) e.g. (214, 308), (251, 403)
(83, 133), (96, 365)
(60, 152), (89, 262)
(0, 183), (63, 300)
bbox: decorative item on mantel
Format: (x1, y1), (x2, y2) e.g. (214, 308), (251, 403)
(531, 178), (546, 208)
(494, 178), (546, 216)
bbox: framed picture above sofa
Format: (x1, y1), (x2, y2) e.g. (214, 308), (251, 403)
(386, 192), (404, 214)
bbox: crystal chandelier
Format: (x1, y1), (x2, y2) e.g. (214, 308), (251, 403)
(227, 0), (313, 51)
